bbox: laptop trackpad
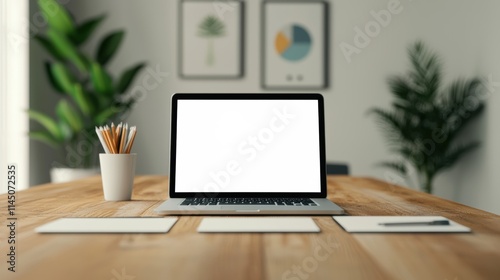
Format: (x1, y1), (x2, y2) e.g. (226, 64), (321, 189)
(181, 205), (222, 210)
(221, 206), (262, 212)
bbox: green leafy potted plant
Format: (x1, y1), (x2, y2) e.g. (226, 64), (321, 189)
(30, 0), (146, 182)
(370, 41), (485, 193)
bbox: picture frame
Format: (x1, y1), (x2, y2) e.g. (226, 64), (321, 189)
(179, 0), (244, 79)
(262, 1), (329, 89)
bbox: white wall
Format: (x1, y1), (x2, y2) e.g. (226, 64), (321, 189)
(29, 0), (500, 214)
(1, 0), (29, 192)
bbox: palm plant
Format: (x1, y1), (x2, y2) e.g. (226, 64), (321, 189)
(370, 41), (485, 193)
(197, 15), (225, 66)
(29, 0), (145, 168)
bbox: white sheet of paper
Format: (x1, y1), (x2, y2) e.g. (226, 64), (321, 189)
(333, 216), (471, 233)
(35, 217), (178, 233)
(198, 217), (320, 233)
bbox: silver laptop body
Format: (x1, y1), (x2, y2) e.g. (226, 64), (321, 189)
(155, 93), (344, 215)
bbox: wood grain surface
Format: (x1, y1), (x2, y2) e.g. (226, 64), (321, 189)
(1, 175), (499, 280)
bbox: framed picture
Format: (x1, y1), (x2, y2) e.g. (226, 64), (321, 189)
(262, 1), (329, 89)
(179, 0), (244, 79)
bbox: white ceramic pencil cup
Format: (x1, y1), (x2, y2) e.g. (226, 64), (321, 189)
(99, 153), (137, 201)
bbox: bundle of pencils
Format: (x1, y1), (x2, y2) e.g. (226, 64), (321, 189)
(95, 123), (137, 154)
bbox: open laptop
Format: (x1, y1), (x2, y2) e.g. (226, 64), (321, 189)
(154, 93), (344, 215)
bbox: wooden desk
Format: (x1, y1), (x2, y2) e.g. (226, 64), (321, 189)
(1, 176), (499, 280)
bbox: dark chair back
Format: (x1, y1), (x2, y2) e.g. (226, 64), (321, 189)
(326, 163), (349, 175)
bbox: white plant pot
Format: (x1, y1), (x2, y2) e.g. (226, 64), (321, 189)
(50, 167), (100, 183)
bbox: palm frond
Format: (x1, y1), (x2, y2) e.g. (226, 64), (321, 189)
(198, 15), (225, 37)
(440, 78), (485, 142)
(377, 161), (407, 176)
(369, 108), (423, 148)
(441, 78), (483, 115)
(407, 41), (442, 99)
(369, 108), (403, 141)
(387, 76), (413, 104)
(436, 142), (480, 173)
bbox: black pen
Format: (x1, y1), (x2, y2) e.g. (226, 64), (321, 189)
(379, 220), (450, 226)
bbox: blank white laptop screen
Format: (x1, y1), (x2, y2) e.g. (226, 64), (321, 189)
(174, 99), (321, 193)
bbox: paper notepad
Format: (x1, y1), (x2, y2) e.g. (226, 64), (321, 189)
(35, 217), (178, 233)
(198, 217), (320, 233)
(333, 216), (471, 233)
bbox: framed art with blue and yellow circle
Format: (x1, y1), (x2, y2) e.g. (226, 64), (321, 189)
(262, 1), (329, 89)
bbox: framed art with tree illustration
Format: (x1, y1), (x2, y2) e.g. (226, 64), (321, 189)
(179, 0), (244, 78)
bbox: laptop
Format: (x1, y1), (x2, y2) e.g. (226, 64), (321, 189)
(154, 93), (345, 215)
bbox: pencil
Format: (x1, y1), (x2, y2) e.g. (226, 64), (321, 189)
(119, 123), (128, 153)
(102, 127), (116, 154)
(125, 126), (137, 154)
(95, 127), (110, 154)
(115, 123), (122, 151)
(110, 122), (115, 145)
(99, 127), (109, 153)
(101, 127), (110, 154)
(115, 124), (120, 144)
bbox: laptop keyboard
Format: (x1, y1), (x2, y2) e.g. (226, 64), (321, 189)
(180, 197), (318, 206)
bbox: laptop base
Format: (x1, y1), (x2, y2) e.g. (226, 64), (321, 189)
(154, 198), (345, 215)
